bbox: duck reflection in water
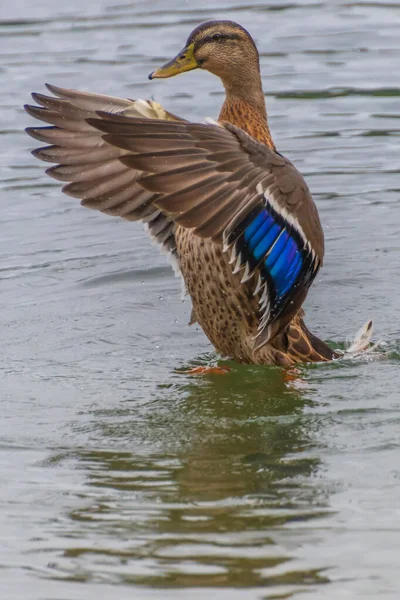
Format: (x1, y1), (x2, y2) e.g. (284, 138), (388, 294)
(61, 366), (331, 591)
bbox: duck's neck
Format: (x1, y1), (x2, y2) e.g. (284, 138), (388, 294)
(218, 78), (275, 150)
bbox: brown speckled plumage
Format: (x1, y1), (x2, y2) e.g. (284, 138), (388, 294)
(24, 19), (343, 365)
(177, 227), (335, 364)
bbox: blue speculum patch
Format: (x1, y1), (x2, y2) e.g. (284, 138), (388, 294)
(242, 207), (305, 301)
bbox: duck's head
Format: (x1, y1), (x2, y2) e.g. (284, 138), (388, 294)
(149, 20), (260, 90)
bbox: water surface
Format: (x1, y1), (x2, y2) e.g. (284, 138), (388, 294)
(1, 1), (400, 598)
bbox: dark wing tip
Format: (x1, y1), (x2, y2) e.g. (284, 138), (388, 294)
(25, 126), (56, 142)
(24, 104), (46, 120)
(45, 83), (63, 96)
(31, 92), (53, 107)
(31, 147), (43, 159)
(31, 146), (57, 162)
(24, 103), (34, 115)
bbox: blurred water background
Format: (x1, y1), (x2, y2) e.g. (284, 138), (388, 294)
(1, 0), (400, 598)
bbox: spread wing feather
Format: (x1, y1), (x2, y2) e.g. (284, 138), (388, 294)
(25, 85), (324, 346)
(25, 85), (184, 264)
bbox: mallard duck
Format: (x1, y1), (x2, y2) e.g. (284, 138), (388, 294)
(24, 20), (372, 367)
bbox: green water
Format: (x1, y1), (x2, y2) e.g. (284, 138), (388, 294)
(1, 0), (400, 598)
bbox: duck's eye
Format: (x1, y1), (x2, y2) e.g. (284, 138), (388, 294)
(212, 33), (222, 41)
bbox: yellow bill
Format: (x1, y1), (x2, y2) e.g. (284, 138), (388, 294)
(148, 43), (198, 80)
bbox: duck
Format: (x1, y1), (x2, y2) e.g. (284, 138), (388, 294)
(24, 20), (373, 368)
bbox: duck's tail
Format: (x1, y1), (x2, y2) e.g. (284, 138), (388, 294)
(296, 317), (340, 362)
(346, 319), (374, 354)
(281, 314), (374, 364)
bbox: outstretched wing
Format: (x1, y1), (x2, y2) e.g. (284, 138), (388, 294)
(25, 84), (185, 265)
(25, 86), (324, 347)
(86, 113), (324, 346)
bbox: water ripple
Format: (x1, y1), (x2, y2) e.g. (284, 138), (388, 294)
(1, 0), (400, 598)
